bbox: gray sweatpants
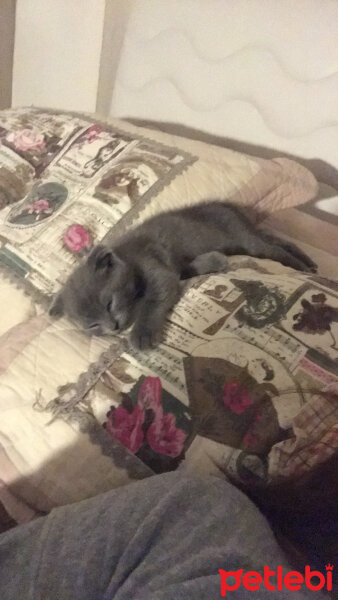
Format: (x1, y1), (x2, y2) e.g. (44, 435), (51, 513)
(0, 472), (316, 599)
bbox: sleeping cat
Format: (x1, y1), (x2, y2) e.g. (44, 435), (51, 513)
(49, 201), (316, 349)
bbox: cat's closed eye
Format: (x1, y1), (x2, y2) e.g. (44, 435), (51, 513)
(88, 323), (100, 330)
(86, 323), (103, 336)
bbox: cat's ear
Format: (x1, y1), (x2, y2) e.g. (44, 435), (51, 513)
(87, 245), (119, 272)
(48, 291), (64, 317)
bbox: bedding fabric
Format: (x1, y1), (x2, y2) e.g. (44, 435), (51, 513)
(265, 203), (338, 281)
(80, 260), (338, 484)
(0, 107), (336, 523)
(0, 473), (318, 600)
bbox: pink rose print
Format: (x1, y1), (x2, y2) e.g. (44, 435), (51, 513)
(147, 407), (186, 457)
(6, 128), (45, 152)
(76, 125), (104, 147)
(64, 224), (91, 253)
(27, 199), (52, 216)
(106, 405), (144, 453)
(242, 429), (258, 449)
(137, 376), (162, 414)
(223, 381), (253, 414)
(84, 125), (103, 143)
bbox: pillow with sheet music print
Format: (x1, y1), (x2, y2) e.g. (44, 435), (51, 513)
(0, 106), (322, 521)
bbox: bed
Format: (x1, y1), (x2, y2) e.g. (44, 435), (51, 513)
(0, 0), (337, 539)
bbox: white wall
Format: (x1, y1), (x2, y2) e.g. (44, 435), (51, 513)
(110, 0), (338, 182)
(12, 0), (106, 112)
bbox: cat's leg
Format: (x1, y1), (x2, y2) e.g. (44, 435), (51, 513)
(222, 233), (313, 272)
(184, 237), (314, 277)
(130, 267), (180, 350)
(182, 252), (230, 278)
(259, 231), (317, 272)
(202, 205), (316, 272)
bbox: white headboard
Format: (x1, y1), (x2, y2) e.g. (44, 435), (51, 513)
(108, 0), (338, 193)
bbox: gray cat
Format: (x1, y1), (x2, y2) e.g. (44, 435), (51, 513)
(49, 201), (316, 349)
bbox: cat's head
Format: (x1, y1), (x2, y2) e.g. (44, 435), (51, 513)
(49, 245), (143, 336)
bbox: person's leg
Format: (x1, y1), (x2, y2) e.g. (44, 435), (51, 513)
(0, 472), (316, 600)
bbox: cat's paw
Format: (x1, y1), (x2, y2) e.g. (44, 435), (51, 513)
(308, 261), (318, 274)
(130, 325), (162, 351)
(190, 252), (229, 276)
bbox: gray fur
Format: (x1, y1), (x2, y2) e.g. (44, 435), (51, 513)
(49, 201), (316, 349)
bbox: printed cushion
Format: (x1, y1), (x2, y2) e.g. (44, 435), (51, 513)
(73, 260), (338, 487)
(0, 107), (317, 303)
(0, 106), (329, 521)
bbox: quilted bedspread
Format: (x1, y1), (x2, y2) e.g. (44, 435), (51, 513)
(0, 107), (336, 525)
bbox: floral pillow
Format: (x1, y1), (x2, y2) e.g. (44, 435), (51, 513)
(104, 377), (188, 472)
(49, 259), (338, 486)
(0, 106), (318, 305)
(0, 107), (322, 519)
(0, 107), (193, 301)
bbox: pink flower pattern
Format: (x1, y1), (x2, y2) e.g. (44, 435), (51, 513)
(137, 376), (162, 413)
(105, 376), (187, 460)
(64, 224), (91, 253)
(147, 407), (187, 457)
(106, 405), (144, 453)
(76, 125), (104, 146)
(223, 381), (253, 414)
(242, 429), (258, 449)
(27, 199), (52, 216)
(84, 125), (103, 143)
(6, 128), (45, 152)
